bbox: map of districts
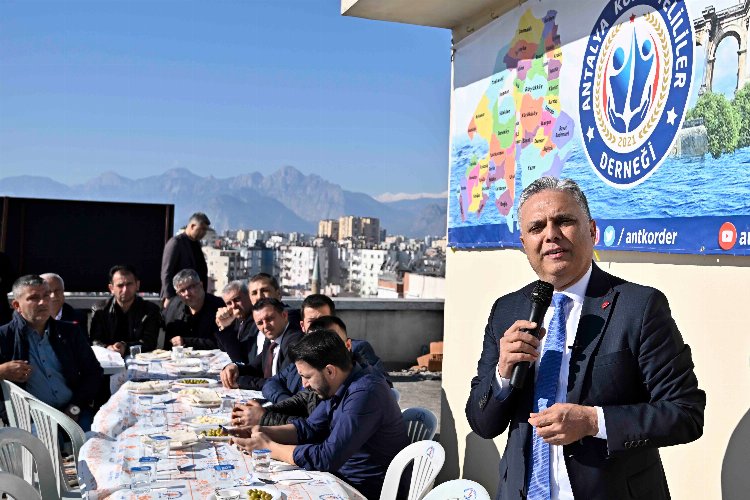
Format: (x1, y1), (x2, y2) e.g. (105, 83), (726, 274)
(456, 9), (575, 232)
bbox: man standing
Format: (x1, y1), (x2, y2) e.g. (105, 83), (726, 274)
(90, 265), (161, 354)
(215, 280), (257, 364)
(220, 298), (302, 390)
(40, 273), (88, 337)
(230, 330), (408, 499)
(466, 177), (705, 499)
(160, 212), (210, 307)
(0, 275), (103, 431)
(163, 269), (224, 349)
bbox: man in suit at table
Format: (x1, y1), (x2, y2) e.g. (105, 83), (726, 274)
(220, 298), (302, 390)
(466, 177), (705, 500)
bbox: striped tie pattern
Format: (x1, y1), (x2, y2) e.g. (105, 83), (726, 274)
(527, 293), (571, 500)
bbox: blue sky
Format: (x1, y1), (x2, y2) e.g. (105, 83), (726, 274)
(0, 0), (452, 196)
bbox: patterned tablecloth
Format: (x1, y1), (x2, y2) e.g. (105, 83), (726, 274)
(78, 350), (366, 499)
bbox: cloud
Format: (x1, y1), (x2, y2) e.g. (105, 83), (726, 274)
(374, 191), (449, 202)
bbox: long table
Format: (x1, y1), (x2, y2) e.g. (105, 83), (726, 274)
(78, 351), (366, 499)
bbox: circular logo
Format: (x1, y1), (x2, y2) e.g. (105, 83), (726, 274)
(718, 222), (737, 251)
(603, 225), (617, 247)
(578, 0), (693, 188)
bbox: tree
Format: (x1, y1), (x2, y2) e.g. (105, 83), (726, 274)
(732, 83), (750, 148)
(686, 92), (740, 158)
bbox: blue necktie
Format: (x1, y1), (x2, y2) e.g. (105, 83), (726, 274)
(527, 293), (571, 500)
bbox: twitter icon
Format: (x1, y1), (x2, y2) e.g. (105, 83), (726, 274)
(604, 225), (616, 247)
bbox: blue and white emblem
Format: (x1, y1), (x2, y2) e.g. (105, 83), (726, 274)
(579, 0), (693, 188)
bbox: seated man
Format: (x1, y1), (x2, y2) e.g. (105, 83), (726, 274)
(215, 280), (260, 365)
(41, 272), (88, 337)
(220, 298), (302, 390)
(0, 275), (103, 431)
(263, 293), (388, 403)
(163, 269), (225, 349)
(230, 330), (408, 499)
(233, 315), (390, 428)
(90, 265), (161, 354)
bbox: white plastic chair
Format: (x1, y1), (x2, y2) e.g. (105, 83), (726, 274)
(422, 479), (491, 500)
(402, 407), (438, 443)
(0, 427), (60, 499)
(0, 470), (44, 499)
(379, 440), (445, 500)
(0, 380), (36, 483)
(27, 398), (86, 499)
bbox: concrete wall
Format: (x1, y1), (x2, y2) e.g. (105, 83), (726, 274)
(440, 248), (750, 499)
(67, 296), (444, 369)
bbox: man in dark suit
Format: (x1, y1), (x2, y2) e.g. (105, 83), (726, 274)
(220, 297), (302, 390)
(40, 273), (89, 338)
(160, 212), (210, 307)
(215, 280), (258, 364)
(466, 177), (705, 500)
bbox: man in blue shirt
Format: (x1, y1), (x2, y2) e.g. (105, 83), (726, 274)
(230, 330), (408, 499)
(0, 275), (104, 431)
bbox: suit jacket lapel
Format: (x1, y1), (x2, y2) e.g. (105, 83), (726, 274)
(566, 264), (618, 405)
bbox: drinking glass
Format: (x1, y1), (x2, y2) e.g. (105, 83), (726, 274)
(251, 449), (271, 473)
(130, 466), (152, 493)
(149, 437), (170, 459)
(171, 345), (185, 360)
(150, 406), (167, 428)
(213, 463), (236, 488)
(200, 357), (211, 373)
(129, 344), (142, 359)
(220, 397), (234, 414)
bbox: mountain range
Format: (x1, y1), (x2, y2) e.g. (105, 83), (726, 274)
(0, 166), (448, 238)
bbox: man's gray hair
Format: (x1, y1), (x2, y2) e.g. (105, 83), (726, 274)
(222, 280), (248, 296)
(189, 212), (211, 226)
(12, 275), (46, 298)
(173, 268), (201, 289)
(518, 176), (592, 222)
(40, 273), (65, 290)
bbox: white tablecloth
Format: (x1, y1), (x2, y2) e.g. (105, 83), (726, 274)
(78, 350), (366, 499)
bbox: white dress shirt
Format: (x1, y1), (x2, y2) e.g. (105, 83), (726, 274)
(494, 265), (607, 500)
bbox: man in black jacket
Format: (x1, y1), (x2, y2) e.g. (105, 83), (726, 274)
(160, 212), (210, 308)
(0, 275), (103, 431)
(215, 280), (257, 364)
(163, 268), (224, 349)
(41, 272), (89, 338)
(90, 265), (161, 354)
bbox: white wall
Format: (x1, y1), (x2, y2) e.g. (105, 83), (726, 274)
(441, 248), (750, 498)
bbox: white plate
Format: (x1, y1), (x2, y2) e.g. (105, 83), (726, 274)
(173, 378), (219, 387)
(200, 434), (231, 442)
(136, 350), (172, 361)
(167, 358), (202, 367)
(127, 381), (171, 394)
(209, 486), (282, 500)
(184, 350), (215, 358)
(181, 414), (232, 427)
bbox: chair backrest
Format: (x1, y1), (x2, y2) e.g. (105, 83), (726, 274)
(379, 440), (445, 500)
(0, 427), (60, 499)
(422, 479), (491, 500)
(402, 407), (438, 443)
(0, 471), (44, 500)
(0, 381), (36, 483)
(27, 398), (86, 496)
(0, 380), (34, 431)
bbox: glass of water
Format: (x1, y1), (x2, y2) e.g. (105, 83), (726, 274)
(149, 437), (170, 459)
(129, 344), (142, 359)
(251, 449), (271, 473)
(130, 465), (152, 493)
(213, 463), (236, 488)
(150, 406), (167, 428)
(171, 345), (185, 360)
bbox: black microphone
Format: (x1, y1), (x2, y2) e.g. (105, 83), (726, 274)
(509, 280), (554, 389)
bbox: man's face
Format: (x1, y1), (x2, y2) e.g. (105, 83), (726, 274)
(108, 271), (139, 308)
(296, 360), (333, 399)
(248, 279), (281, 305)
(252, 305), (288, 341)
(43, 277), (65, 318)
(518, 189), (596, 291)
(301, 305), (332, 333)
(222, 288), (252, 320)
(186, 221), (209, 241)
(176, 279), (205, 310)
(12, 284), (51, 325)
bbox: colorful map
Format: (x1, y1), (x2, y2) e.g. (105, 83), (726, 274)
(455, 9), (574, 233)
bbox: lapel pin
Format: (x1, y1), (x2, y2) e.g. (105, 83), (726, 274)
(601, 301), (610, 309)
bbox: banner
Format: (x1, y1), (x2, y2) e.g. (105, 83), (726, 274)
(448, 0), (750, 255)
